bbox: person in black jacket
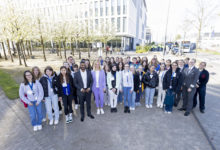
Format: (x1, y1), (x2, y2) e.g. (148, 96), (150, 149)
(57, 66), (74, 124)
(142, 65), (159, 108)
(74, 60), (94, 122)
(40, 66), (60, 125)
(130, 65), (140, 110)
(193, 62), (209, 113)
(163, 62), (183, 113)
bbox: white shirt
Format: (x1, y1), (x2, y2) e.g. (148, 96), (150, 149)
(80, 70), (87, 88)
(95, 71), (100, 88)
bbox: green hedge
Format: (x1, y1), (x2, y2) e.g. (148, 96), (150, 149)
(0, 69), (19, 100)
(136, 45), (151, 53)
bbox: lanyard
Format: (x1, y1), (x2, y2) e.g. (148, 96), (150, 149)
(28, 82), (34, 91)
(171, 72), (175, 80)
(47, 75), (53, 88)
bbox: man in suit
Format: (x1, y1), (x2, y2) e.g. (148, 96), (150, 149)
(179, 58), (200, 116)
(193, 62), (209, 113)
(74, 60), (94, 122)
(174, 59), (186, 107)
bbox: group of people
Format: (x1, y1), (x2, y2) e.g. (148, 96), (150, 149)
(19, 55), (209, 131)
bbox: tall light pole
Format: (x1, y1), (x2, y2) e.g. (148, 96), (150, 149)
(163, 0), (171, 58)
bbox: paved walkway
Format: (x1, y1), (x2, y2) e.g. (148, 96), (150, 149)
(0, 89), (212, 150)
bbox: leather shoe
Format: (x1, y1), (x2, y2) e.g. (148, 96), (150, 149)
(81, 117), (84, 122)
(88, 115), (95, 119)
(178, 108), (186, 111)
(200, 109), (205, 113)
(184, 112), (190, 116)
(124, 107), (128, 113)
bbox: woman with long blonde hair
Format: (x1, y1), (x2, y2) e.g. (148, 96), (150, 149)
(91, 60), (106, 115)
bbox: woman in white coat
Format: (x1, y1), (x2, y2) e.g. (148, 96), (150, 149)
(107, 63), (121, 113)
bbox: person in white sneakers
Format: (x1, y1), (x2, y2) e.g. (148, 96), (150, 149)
(91, 60), (106, 115)
(40, 66), (60, 126)
(57, 66), (74, 124)
(19, 70), (44, 131)
(156, 63), (167, 108)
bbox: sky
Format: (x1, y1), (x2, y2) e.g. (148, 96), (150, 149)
(147, 0), (220, 42)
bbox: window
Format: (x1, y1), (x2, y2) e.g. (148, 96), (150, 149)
(85, 2), (88, 18)
(89, 2), (93, 16)
(123, 17), (126, 32)
(117, 17), (120, 32)
(111, 17), (115, 27)
(100, 0), (103, 16)
(105, 0), (109, 16)
(111, 0), (115, 15)
(117, 0), (120, 15)
(95, 19), (99, 30)
(95, 1), (98, 16)
(123, 0), (127, 14)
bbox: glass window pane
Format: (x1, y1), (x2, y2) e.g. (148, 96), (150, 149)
(123, 17), (126, 32)
(117, 17), (120, 32)
(95, 1), (98, 16)
(100, 0), (103, 16)
(117, 0), (120, 15)
(111, 0), (115, 15)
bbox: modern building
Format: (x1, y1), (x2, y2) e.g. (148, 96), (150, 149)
(8, 0), (148, 51)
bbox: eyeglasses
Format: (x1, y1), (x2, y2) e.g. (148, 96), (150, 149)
(25, 74), (32, 77)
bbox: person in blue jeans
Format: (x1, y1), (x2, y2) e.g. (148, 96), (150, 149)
(19, 70), (44, 131)
(130, 65), (140, 110)
(142, 65), (159, 108)
(163, 62), (183, 114)
(121, 63), (133, 113)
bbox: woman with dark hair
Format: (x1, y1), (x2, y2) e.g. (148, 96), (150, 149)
(104, 64), (110, 106)
(165, 59), (172, 70)
(40, 66), (60, 125)
(117, 62), (124, 104)
(57, 66), (74, 123)
(19, 70), (44, 131)
(85, 59), (92, 71)
(137, 56), (141, 65)
(141, 61), (148, 72)
(107, 63), (121, 112)
(163, 62), (183, 114)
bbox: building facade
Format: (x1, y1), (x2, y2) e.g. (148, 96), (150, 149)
(9, 0), (147, 51)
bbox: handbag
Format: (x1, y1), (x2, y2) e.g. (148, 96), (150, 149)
(20, 94), (28, 108)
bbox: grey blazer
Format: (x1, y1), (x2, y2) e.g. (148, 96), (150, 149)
(182, 66), (200, 89)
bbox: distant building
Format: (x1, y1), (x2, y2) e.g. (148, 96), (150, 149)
(200, 31), (220, 51)
(9, 0), (148, 51)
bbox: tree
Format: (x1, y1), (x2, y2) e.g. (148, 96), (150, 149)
(188, 0), (219, 55)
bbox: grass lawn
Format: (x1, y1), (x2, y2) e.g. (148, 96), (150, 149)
(0, 68), (20, 100)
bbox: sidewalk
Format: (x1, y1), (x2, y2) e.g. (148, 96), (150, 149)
(0, 89), (212, 150)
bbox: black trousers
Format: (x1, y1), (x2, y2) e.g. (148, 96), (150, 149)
(193, 86), (206, 110)
(174, 90), (182, 106)
(78, 92), (92, 118)
(58, 101), (62, 110)
(182, 86), (196, 112)
(62, 95), (73, 115)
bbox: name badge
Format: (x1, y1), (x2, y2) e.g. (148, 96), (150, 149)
(27, 90), (33, 95)
(35, 97), (38, 100)
(150, 75), (153, 78)
(173, 73), (176, 77)
(62, 83), (67, 87)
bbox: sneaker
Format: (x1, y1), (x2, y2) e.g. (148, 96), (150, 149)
(97, 109), (100, 115)
(145, 105), (149, 108)
(54, 120), (59, 125)
(37, 125), (42, 130)
(49, 120), (54, 126)
(157, 104), (160, 108)
(75, 104), (78, 110)
(160, 104), (163, 108)
(33, 126), (38, 131)
(42, 118), (46, 122)
(164, 111), (168, 113)
(59, 111), (63, 115)
(167, 112), (172, 114)
(149, 105), (153, 108)
(100, 108), (104, 114)
(69, 113), (73, 123)
(66, 115), (69, 124)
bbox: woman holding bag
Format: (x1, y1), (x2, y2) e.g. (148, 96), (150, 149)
(163, 62), (183, 114)
(19, 70), (44, 131)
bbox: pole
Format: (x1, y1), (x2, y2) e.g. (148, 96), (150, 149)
(163, 0), (171, 58)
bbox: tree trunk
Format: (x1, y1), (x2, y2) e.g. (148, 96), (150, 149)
(88, 43), (91, 58)
(71, 38), (74, 56)
(0, 52), (2, 58)
(59, 41), (62, 59)
(63, 40), (67, 60)
(56, 43), (59, 56)
(28, 40), (32, 55)
(77, 40), (81, 59)
(19, 42), (28, 67)
(6, 39), (14, 62)
(25, 40), (30, 57)
(21, 40), (27, 59)
(12, 41), (17, 56)
(104, 43), (107, 57)
(40, 35), (46, 61)
(1, 42), (8, 60)
(16, 42), (22, 65)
